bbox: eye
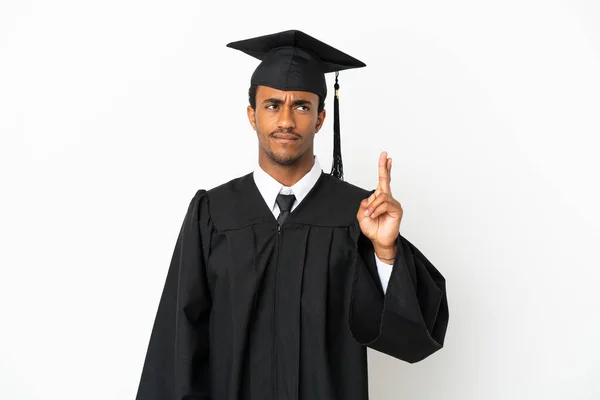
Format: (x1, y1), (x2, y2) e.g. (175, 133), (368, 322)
(266, 104), (278, 110)
(296, 105), (310, 111)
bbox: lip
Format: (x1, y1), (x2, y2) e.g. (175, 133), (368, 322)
(272, 134), (299, 142)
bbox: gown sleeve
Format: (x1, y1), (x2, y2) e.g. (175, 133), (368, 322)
(136, 189), (213, 400)
(349, 228), (449, 363)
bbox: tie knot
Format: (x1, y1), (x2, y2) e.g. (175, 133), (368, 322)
(276, 193), (296, 213)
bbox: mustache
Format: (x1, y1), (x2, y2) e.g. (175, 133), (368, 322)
(270, 130), (302, 139)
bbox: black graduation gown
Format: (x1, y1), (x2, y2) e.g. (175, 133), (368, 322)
(135, 172), (448, 400)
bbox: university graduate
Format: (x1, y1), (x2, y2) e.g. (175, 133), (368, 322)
(135, 29), (448, 400)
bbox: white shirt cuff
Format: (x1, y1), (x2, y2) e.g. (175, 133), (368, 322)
(374, 254), (394, 294)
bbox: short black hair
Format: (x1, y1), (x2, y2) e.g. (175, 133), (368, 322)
(248, 84), (325, 113)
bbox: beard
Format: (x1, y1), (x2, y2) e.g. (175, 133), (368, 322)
(266, 149), (302, 165)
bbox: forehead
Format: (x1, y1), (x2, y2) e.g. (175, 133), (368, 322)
(256, 85), (319, 102)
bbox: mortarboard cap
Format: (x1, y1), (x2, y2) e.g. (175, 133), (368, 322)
(227, 29), (366, 180)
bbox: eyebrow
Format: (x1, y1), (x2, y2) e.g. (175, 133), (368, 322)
(262, 98), (314, 107)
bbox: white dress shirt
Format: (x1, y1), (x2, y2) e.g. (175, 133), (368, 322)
(252, 156), (394, 294)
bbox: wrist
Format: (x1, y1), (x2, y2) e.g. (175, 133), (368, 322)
(374, 243), (397, 263)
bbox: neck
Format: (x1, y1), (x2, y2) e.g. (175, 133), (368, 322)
(259, 151), (314, 187)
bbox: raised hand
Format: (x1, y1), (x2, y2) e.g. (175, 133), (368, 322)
(356, 151), (403, 258)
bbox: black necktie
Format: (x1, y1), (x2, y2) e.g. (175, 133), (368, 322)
(276, 193), (296, 226)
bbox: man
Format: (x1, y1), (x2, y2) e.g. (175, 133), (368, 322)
(136, 30), (448, 400)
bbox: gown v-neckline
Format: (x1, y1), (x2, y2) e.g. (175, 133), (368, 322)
(248, 170), (327, 226)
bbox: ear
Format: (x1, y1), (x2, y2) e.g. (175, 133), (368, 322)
(315, 109), (326, 134)
(247, 105), (257, 131)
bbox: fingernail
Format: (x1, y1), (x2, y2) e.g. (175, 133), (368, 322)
(364, 209), (369, 216)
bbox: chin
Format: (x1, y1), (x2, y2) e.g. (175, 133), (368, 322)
(268, 150), (302, 166)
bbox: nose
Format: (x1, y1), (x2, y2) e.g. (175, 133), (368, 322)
(277, 106), (296, 131)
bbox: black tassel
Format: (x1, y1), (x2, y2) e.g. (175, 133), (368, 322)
(331, 71), (343, 180)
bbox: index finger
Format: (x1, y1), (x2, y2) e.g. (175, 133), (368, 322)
(378, 151), (391, 193)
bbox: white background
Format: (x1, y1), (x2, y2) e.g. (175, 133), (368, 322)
(1, 0), (599, 399)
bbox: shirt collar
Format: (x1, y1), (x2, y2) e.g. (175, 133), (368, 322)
(252, 156), (323, 212)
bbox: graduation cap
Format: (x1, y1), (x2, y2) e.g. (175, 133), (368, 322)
(226, 29), (366, 180)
